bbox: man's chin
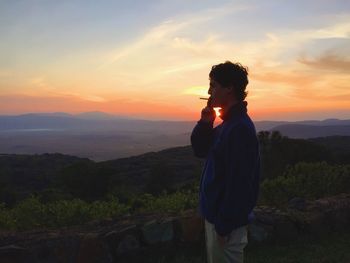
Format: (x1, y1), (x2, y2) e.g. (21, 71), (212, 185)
(212, 103), (221, 108)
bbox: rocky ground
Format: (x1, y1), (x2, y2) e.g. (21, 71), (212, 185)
(1, 194), (350, 263)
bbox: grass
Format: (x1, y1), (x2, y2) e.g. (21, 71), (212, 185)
(154, 230), (350, 263)
(245, 231), (350, 263)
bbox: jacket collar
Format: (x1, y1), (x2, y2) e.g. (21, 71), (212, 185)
(219, 101), (248, 121)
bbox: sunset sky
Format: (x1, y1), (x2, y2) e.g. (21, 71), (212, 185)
(0, 0), (349, 121)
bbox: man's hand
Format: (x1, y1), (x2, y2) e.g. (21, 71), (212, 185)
(217, 234), (229, 248)
(200, 97), (216, 123)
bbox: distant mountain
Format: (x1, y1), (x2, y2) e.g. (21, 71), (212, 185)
(1, 112), (349, 132)
(19, 112), (74, 118)
(295, 119), (350, 126)
(255, 119), (350, 132)
(0, 113), (195, 133)
(0, 114), (84, 131)
(271, 124), (350, 138)
(75, 111), (132, 120)
(254, 121), (288, 131)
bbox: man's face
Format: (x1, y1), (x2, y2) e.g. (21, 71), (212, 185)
(208, 78), (233, 108)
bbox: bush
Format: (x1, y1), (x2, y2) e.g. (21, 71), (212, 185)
(0, 196), (130, 230)
(0, 190), (199, 231)
(260, 162), (350, 207)
(132, 190), (198, 214)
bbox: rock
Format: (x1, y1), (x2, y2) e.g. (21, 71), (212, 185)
(255, 211), (276, 225)
(0, 244), (27, 254)
(314, 194), (350, 232)
(141, 219), (174, 245)
(77, 234), (112, 263)
(253, 206), (300, 241)
(1, 194), (350, 262)
(104, 225), (140, 258)
(173, 215), (204, 243)
(117, 234), (140, 254)
(288, 197), (306, 211)
(248, 224), (271, 242)
(29, 237), (79, 263)
(0, 245), (29, 263)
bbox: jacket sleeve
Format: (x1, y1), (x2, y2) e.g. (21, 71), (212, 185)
(214, 124), (259, 236)
(190, 120), (214, 158)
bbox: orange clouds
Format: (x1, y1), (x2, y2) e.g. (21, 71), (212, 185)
(251, 71), (317, 87)
(0, 94), (199, 121)
(249, 53), (350, 112)
(1, 93), (348, 122)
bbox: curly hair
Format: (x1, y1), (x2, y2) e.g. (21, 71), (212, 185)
(209, 61), (249, 101)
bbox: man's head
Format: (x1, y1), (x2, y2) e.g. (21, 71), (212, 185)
(208, 61), (248, 108)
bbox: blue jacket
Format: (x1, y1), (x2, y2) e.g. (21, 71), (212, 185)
(191, 101), (260, 236)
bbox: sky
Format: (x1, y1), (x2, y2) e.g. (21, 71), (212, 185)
(0, 0), (349, 121)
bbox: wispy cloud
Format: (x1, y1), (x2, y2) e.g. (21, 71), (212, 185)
(27, 76), (106, 103)
(182, 86), (208, 97)
(162, 62), (211, 74)
(100, 3), (254, 69)
(299, 51), (350, 72)
(100, 13), (350, 114)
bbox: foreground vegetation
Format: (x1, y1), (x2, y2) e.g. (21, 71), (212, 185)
(0, 133), (349, 231)
(0, 132), (349, 263)
(0, 190), (198, 230)
(1, 161), (349, 231)
(261, 162), (350, 207)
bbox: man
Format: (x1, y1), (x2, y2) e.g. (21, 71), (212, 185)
(191, 61), (260, 263)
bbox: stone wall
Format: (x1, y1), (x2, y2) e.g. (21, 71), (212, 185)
(1, 194), (350, 262)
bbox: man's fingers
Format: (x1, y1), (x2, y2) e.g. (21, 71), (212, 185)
(200, 106), (216, 123)
(202, 107), (214, 113)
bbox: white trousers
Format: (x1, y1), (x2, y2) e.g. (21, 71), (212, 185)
(205, 220), (248, 263)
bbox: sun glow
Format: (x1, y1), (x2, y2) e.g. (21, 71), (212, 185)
(214, 107), (221, 117)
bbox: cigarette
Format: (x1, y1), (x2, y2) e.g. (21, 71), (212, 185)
(199, 97), (209, 100)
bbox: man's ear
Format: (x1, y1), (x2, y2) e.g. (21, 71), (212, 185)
(227, 85), (235, 94)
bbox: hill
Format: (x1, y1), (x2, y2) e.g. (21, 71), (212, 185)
(0, 113), (349, 160)
(1, 135), (349, 206)
(271, 124), (350, 138)
(0, 146), (204, 205)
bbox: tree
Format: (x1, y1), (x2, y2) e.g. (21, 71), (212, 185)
(59, 161), (113, 201)
(145, 162), (173, 196)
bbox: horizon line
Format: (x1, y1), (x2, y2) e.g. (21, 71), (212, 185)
(0, 111), (349, 123)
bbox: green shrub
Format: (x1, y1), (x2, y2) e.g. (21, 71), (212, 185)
(260, 162), (350, 207)
(0, 196), (130, 230)
(133, 190), (198, 214)
(0, 190), (199, 231)
(11, 195), (46, 230)
(0, 202), (15, 230)
(88, 197), (130, 219)
(43, 199), (91, 227)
